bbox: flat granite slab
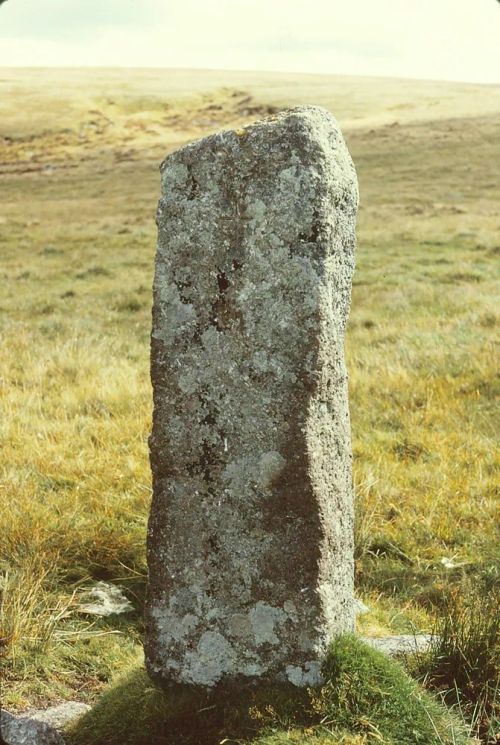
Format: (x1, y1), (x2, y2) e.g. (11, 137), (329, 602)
(1, 702), (90, 745)
(362, 634), (435, 656)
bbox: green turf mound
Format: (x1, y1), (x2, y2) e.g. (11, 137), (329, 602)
(67, 635), (467, 745)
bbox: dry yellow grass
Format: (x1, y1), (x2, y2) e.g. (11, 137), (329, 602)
(0, 68), (498, 710)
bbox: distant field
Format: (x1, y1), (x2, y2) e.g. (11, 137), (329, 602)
(0, 68), (499, 710)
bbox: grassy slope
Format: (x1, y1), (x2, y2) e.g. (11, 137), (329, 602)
(0, 69), (499, 709)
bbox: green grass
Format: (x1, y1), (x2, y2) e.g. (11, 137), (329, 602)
(0, 70), (499, 739)
(67, 636), (467, 745)
(413, 583), (500, 742)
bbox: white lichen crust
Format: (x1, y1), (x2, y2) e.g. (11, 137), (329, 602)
(146, 106), (358, 687)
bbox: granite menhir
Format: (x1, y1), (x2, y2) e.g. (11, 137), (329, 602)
(145, 106), (358, 688)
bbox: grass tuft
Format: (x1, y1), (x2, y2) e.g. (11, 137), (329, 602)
(415, 583), (500, 743)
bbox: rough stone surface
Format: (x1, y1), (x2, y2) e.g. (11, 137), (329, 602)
(22, 703), (91, 730)
(146, 106), (358, 687)
(0, 712), (64, 745)
(0, 702), (90, 745)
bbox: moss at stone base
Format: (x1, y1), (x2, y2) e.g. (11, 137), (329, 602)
(66, 635), (468, 745)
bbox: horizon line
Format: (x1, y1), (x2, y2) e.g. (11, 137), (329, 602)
(1, 64), (499, 88)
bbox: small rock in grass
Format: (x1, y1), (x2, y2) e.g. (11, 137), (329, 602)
(353, 598), (370, 615)
(0, 711), (64, 745)
(77, 581), (133, 616)
(21, 703), (91, 730)
(362, 634), (434, 656)
(0, 701), (90, 745)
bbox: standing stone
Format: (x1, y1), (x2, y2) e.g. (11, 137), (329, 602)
(145, 106), (358, 688)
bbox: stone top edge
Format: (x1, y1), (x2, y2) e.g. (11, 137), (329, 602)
(160, 105), (340, 170)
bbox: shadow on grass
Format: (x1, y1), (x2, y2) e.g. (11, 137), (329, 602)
(67, 635), (467, 745)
